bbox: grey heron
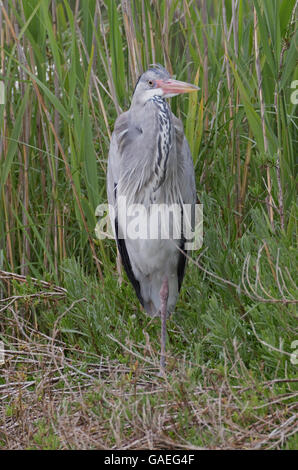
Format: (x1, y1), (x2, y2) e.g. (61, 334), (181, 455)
(107, 65), (198, 371)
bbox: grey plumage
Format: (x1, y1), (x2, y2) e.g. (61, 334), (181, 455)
(107, 65), (198, 317)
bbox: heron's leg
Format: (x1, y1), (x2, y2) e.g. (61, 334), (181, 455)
(159, 276), (169, 373)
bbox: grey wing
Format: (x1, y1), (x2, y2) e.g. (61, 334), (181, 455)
(107, 114), (145, 307)
(180, 137), (196, 205)
(107, 111), (130, 224)
(173, 115), (196, 206)
(107, 133), (119, 210)
(173, 116), (197, 290)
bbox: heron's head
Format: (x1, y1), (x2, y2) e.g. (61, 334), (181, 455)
(132, 65), (199, 106)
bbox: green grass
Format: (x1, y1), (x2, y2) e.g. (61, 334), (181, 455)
(0, 0), (297, 449)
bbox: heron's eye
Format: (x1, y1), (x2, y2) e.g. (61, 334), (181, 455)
(148, 80), (154, 87)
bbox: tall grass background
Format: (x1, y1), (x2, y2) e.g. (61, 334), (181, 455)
(0, 0), (297, 449)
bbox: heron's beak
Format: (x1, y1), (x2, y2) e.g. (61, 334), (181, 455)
(156, 78), (199, 96)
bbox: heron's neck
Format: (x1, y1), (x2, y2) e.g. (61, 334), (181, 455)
(150, 96), (172, 193)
